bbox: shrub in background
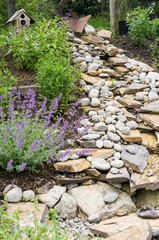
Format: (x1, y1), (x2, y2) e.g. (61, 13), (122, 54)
(0, 87), (85, 172)
(126, 7), (155, 46)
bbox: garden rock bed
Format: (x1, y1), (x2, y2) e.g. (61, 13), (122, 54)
(1, 27), (159, 239)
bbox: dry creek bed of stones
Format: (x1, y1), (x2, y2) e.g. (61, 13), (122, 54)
(2, 25), (159, 240)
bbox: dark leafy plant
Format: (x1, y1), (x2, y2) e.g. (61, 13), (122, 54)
(126, 7), (155, 46)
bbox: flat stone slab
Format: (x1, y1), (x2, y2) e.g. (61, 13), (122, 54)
(101, 68), (120, 78)
(91, 148), (115, 159)
(138, 113), (159, 131)
(125, 83), (149, 94)
(82, 74), (101, 84)
(141, 133), (158, 151)
(122, 108), (137, 121)
(7, 202), (48, 228)
(155, 131), (159, 147)
(108, 57), (127, 66)
(130, 154), (159, 192)
(106, 167), (130, 183)
(97, 30), (112, 40)
(68, 182), (135, 219)
(90, 213), (158, 238)
(137, 123), (152, 132)
(114, 66), (129, 76)
(117, 130), (142, 142)
(106, 221), (152, 240)
(140, 100), (159, 114)
(81, 35), (103, 45)
(118, 95), (142, 108)
(121, 144), (149, 173)
(54, 159), (91, 173)
(54, 176), (93, 185)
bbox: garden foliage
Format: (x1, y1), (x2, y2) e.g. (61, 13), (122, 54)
(0, 87), (86, 172)
(0, 18), (80, 105)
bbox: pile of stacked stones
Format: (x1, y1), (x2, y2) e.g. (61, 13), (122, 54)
(2, 25), (159, 240)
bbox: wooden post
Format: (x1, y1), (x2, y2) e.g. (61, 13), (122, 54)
(109, 0), (116, 34)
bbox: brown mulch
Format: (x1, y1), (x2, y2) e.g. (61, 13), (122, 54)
(1, 35), (159, 196)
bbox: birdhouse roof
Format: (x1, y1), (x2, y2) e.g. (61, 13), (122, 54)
(6, 9), (35, 24)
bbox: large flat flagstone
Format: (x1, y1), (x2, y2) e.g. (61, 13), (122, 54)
(108, 57), (127, 66)
(130, 154), (159, 192)
(125, 83), (149, 94)
(141, 133), (158, 151)
(138, 113), (159, 131)
(91, 148), (115, 159)
(114, 66), (129, 75)
(7, 202), (48, 228)
(117, 129), (142, 142)
(106, 167), (130, 183)
(140, 100), (159, 114)
(82, 73), (101, 84)
(121, 144), (149, 174)
(90, 213), (158, 238)
(68, 182), (136, 219)
(54, 159), (91, 173)
(118, 95), (142, 108)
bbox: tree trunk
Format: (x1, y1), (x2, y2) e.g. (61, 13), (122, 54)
(7, 0), (16, 19)
(109, 0), (116, 34)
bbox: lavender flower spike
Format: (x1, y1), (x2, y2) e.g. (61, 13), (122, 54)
(17, 137), (24, 150)
(7, 160), (13, 169)
(21, 163), (27, 171)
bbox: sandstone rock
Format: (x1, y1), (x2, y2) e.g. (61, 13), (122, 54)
(118, 95), (142, 108)
(81, 35), (103, 45)
(82, 74), (101, 85)
(55, 193), (77, 219)
(137, 123), (152, 132)
(88, 63), (100, 72)
(68, 182), (136, 218)
(54, 159), (91, 173)
(138, 113), (159, 131)
(102, 68), (120, 78)
(155, 131), (159, 147)
(39, 186), (66, 208)
(126, 120), (138, 130)
(141, 133), (158, 151)
(114, 66), (129, 76)
(91, 149), (115, 159)
(140, 100), (159, 114)
(125, 83), (148, 94)
(106, 167), (130, 183)
(90, 213), (158, 238)
(117, 129), (142, 142)
(108, 57), (127, 66)
(79, 140), (96, 148)
(130, 154), (159, 192)
(105, 222), (152, 240)
(121, 144), (149, 173)
(54, 176), (93, 185)
(7, 202), (48, 228)
(85, 168), (101, 177)
(97, 30), (112, 40)
(123, 108), (137, 121)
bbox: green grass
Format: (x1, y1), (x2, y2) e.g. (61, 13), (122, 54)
(88, 15), (110, 29)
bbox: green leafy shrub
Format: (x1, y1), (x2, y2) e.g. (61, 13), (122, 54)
(150, 37), (159, 56)
(36, 54), (79, 106)
(88, 15), (110, 29)
(152, 17), (159, 37)
(0, 88), (85, 172)
(126, 7), (155, 46)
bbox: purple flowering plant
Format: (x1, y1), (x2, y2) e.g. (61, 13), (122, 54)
(0, 87), (88, 172)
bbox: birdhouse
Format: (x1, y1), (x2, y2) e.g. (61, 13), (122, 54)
(6, 9), (35, 30)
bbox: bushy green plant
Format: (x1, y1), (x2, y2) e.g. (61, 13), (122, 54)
(88, 15), (110, 30)
(126, 7), (154, 46)
(36, 54), (79, 106)
(152, 17), (159, 37)
(150, 37), (159, 56)
(0, 88), (85, 172)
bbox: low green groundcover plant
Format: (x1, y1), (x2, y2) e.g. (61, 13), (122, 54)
(0, 87), (88, 172)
